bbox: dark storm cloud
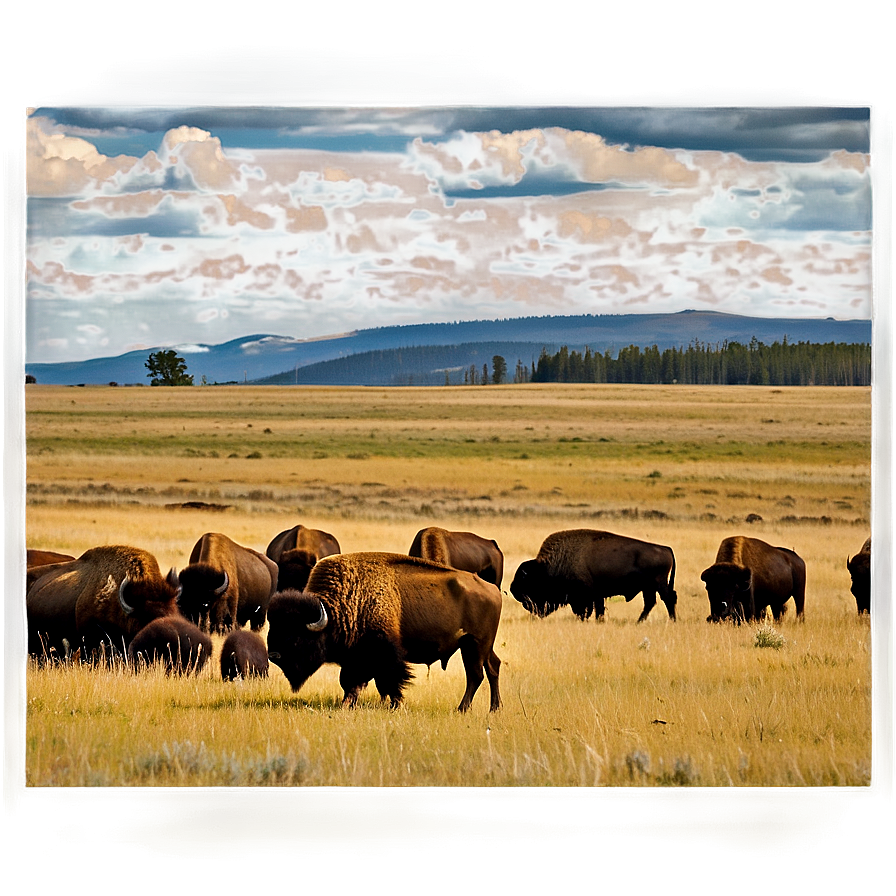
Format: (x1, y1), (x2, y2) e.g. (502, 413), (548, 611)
(30, 106), (870, 161)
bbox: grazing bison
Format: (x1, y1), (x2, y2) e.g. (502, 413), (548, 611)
(701, 536), (806, 623)
(265, 525), (341, 592)
(510, 529), (677, 622)
(220, 629), (269, 680)
(128, 616), (212, 675)
(266, 552), (502, 712)
(177, 532), (278, 634)
(26, 545), (180, 660)
(847, 536), (871, 615)
(408, 527), (504, 588)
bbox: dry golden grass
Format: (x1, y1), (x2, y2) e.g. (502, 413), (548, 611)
(22, 383), (872, 786)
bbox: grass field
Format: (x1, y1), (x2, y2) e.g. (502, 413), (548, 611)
(21, 383), (873, 786)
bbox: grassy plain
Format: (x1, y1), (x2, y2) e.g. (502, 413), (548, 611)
(23, 383), (872, 786)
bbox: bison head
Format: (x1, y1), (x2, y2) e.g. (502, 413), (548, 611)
(847, 552), (871, 614)
(266, 590), (330, 693)
(117, 567), (181, 629)
(701, 562), (753, 623)
(175, 563), (229, 631)
(510, 560), (565, 617)
(276, 548), (319, 591)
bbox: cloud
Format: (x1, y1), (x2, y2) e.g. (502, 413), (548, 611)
(25, 111), (873, 364)
(408, 128), (701, 198)
(160, 128), (241, 191)
(26, 117), (139, 197)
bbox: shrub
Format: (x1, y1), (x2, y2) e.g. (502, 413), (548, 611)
(754, 623), (786, 650)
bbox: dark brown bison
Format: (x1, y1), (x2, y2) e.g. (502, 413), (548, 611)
(128, 616), (212, 675)
(408, 527), (504, 588)
(510, 529), (677, 622)
(26, 545), (180, 660)
(220, 629), (269, 680)
(847, 536), (871, 615)
(266, 552), (502, 712)
(265, 525), (341, 592)
(176, 532), (278, 634)
(701, 536), (806, 623)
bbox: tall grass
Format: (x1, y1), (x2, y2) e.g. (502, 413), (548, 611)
(22, 384), (872, 786)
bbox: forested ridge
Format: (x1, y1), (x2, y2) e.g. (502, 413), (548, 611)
(255, 337), (871, 386)
(530, 338), (871, 386)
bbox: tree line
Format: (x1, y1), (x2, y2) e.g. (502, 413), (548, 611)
(528, 338), (871, 386)
(146, 338), (871, 388)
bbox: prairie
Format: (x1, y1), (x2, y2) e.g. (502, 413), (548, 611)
(22, 383), (872, 786)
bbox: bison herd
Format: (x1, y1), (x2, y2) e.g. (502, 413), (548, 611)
(25, 524), (872, 714)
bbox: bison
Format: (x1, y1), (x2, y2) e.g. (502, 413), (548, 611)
(26, 550), (77, 594)
(27, 549), (75, 568)
(510, 529), (677, 622)
(176, 532), (278, 634)
(266, 552), (502, 712)
(408, 527), (504, 588)
(26, 544), (180, 661)
(220, 629), (269, 680)
(847, 536), (871, 615)
(701, 536), (806, 623)
(128, 616), (212, 675)
(265, 525), (341, 592)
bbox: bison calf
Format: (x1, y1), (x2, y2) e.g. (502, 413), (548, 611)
(127, 616), (212, 675)
(267, 553), (502, 712)
(220, 629), (269, 680)
(702, 536), (806, 623)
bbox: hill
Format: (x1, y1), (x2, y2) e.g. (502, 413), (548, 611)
(24, 310), (872, 386)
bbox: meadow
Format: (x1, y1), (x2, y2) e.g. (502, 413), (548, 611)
(22, 383), (872, 786)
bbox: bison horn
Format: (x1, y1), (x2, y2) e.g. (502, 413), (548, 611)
(119, 575), (135, 615)
(167, 567), (182, 598)
(306, 600), (328, 632)
(214, 571), (229, 596)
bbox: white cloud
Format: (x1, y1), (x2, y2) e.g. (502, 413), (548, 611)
(163, 126), (215, 151)
(405, 128), (703, 196)
(157, 128), (243, 192)
(26, 117), (140, 197)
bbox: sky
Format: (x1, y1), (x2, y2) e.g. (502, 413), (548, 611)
(25, 106), (872, 365)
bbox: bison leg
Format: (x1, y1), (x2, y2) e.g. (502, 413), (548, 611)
(373, 659), (412, 709)
(485, 648), (502, 712)
(791, 570), (806, 621)
(637, 589), (657, 623)
(662, 593), (677, 621)
(457, 637), (483, 712)
(338, 664), (371, 707)
(458, 635), (502, 712)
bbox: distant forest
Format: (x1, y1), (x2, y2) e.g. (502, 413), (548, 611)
(256, 338), (871, 387)
(530, 339), (871, 386)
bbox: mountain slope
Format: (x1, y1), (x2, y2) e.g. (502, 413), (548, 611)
(25, 310), (872, 386)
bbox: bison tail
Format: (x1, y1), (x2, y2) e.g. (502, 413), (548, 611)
(668, 554), (676, 591)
